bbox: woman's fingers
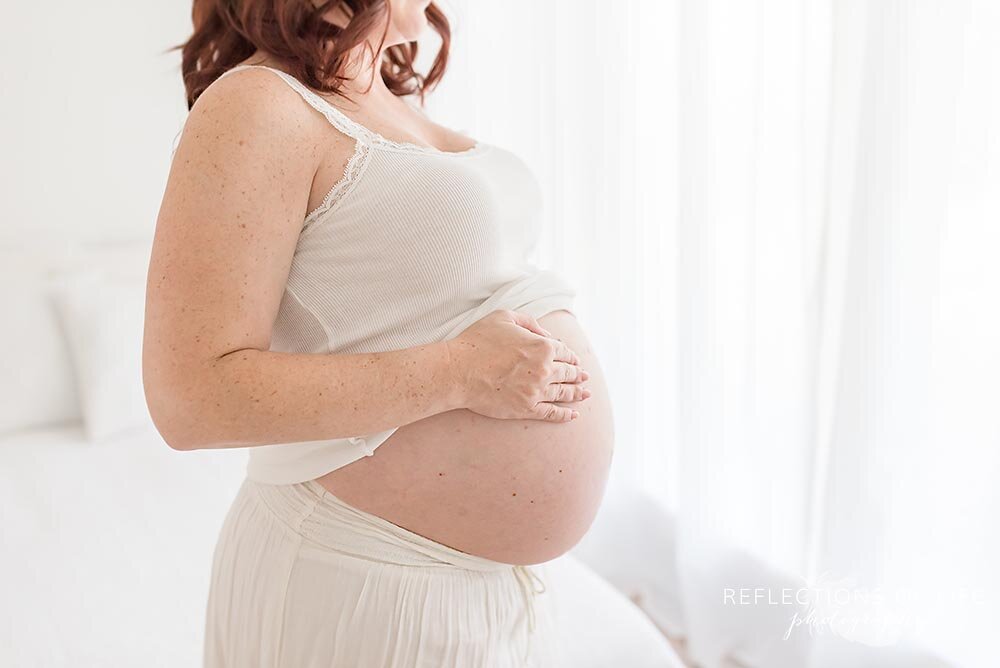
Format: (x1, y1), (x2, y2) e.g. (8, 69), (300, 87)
(549, 340), (580, 365)
(548, 361), (589, 384)
(508, 310), (552, 337)
(530, 403), (580, 422)
(544, 382), (592, 403)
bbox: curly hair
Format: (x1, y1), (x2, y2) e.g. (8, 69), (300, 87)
(173, 0), (451, 109)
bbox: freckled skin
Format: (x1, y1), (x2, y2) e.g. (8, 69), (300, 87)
(316, 310), (615, 565)
(145, 32), (611, 565)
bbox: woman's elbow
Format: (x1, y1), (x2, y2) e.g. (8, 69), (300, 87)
(146, 397), (205, 451)
(159, 427), (200, 452)
(142, 367), (213, 451)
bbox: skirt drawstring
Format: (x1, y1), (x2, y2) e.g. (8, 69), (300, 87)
(513, 564), (547, 665)
(512, 564), (547, 633)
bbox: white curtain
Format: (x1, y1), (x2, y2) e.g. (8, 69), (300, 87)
(429, 1), (998, 666)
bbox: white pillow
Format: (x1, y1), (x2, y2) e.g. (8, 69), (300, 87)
(0, 251), (81, 434)
(0, 242), (153, 435)
(48, 270), (151, 442)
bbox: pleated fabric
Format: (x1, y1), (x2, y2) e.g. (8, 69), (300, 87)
(203, 478), (562, 668)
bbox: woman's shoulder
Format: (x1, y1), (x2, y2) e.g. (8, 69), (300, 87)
(190, 64), (320, 135)
(181, 63), (355, 171)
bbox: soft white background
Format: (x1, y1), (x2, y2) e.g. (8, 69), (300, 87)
(2, 1), (998, 667)
(430, 2), (999, 665)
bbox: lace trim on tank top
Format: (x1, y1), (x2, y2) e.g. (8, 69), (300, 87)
(301, 137), (370, 227)
(213, 64), (374, 227)
(212, 64), (486, 228)
(220, 64), (486, 157)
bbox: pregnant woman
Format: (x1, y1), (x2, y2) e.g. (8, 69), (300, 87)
(143, 1), (614, 666)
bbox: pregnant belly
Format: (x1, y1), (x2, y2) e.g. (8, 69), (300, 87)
(315, 309), (615, 565)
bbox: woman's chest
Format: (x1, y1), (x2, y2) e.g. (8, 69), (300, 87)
(294, 146), (545, 289)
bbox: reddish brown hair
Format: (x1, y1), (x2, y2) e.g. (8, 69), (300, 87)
(173, 0), (451, 109)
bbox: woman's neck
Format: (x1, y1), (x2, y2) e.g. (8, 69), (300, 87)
(246, 45), (394, 105)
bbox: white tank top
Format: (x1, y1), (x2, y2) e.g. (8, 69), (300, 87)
(210, 65), (577, 484)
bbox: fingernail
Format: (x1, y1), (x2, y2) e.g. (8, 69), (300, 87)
(581, 370), (590, 380)
(582, 389), (592, 399)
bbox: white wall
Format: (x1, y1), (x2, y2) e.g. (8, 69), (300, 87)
(0, 2), (192, 246)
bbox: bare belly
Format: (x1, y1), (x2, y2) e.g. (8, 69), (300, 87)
(315, 309), (615, 565)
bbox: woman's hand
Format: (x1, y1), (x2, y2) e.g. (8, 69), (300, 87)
(445, 309), (591, 422)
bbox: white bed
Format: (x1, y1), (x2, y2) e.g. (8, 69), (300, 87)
(0, 421), (680, 667)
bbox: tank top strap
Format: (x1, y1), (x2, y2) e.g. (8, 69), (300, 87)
(216, 64), (374, 145)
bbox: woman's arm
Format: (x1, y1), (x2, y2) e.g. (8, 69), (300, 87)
(143, 70), (587, 451)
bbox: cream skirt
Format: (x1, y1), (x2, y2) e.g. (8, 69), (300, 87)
(203, 477), (563, 667)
